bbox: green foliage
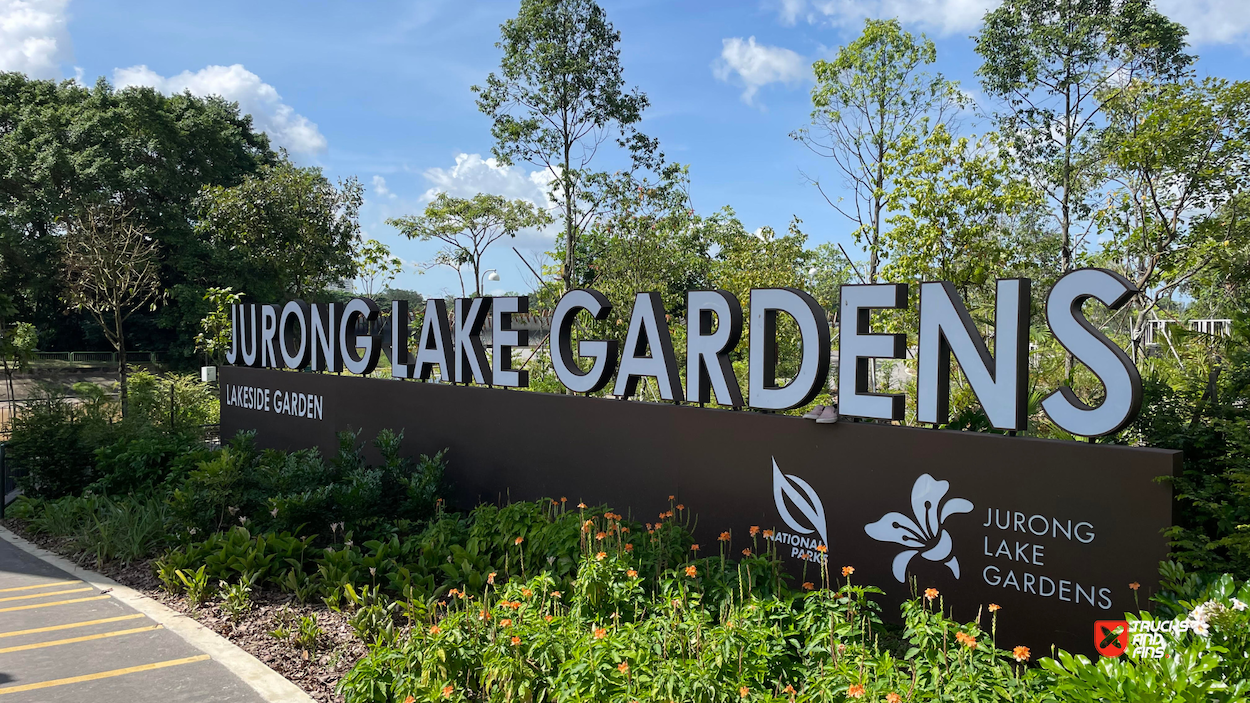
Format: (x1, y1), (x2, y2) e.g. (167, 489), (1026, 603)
(0, 73), (275, 361)
(388, 192), (551, 297)
(1127, 322), (1250, 576)
(794, 18), (962, 282)
(7, 386), (114, 498)
(473, 0), (658, 291)
(194, 156), (363, 300)
(220, 579), (253, 622)
(195, 287), (243, 364)
(176, 565), (213, 606)
(169, 429), (446, 537)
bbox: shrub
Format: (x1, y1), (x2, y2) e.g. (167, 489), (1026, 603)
(7, 386), (114, 498)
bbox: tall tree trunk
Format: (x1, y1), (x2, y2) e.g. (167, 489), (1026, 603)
(116, 309), (128, 418)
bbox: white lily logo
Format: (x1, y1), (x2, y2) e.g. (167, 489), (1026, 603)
(864, 474), (973, 582)
(772, 458), (828, 547)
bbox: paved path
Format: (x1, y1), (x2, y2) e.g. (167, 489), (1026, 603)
(0, 534), (279, 702)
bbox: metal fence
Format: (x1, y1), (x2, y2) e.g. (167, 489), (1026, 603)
(32, 351), (161, 364)
(0, 442), (18, 518)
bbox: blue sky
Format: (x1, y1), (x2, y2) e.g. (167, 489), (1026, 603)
(4, 0), (1248, 298)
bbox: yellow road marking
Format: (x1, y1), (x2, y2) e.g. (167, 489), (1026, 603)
(0, 586), (93, 602)
(0, 624), (162, 654)
(0, 580), (80, 593)
(0, 613), (144, 639)
(0, 595), (109, 613)
(0, 654), (210, 695)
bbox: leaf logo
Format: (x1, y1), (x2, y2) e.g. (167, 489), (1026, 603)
(864, 474), (974, 582)
(772, 458), (828, 548)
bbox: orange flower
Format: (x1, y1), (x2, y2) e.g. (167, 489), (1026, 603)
(521, 588), (532, 598)
(448, 588), (460, 597)
(802, 581), (815, 590)
(1013, 645), (1031, 662)
(988, 603), (1001, 612)
(742, 548), (752, 557)
(551, 591), (562, 598)
(847, 684), (865, 698)
(405, 697), (416, 703)
(511, 636), (521, 646)
(625, 543), (634, 552)
(691, 544), (700, 552)
(487, 571), (497, 585)
(750, 525), (761, 536)
(561, 497), (567, 503)
(841, 566), (854, 577)
(685, 565), (698, 578)
(442, 685), (454, 699)
(886, 694), (901, 703)
(955, 632), (978, 649)
(815, 544), (827, 553)
(500, 618), (512, 627)
(479, 609), (490, 620)
(617, 661), (629, 673)
(596, 531), (607, 541)
(762, 529), (774, 539)
(719, 531), (732, 542)
(627, 569), (638, 578)
(509, 601), (521, 609)
(1129, 582), (1141, 591)
(669, 495), (675, 500)
(676, 504), (685, 511)
(514, 536), (524, 545)
(739, 686), (749, 699)
(646, 523), (653, 531)
(545, 615), (554, 622)
(783, 684), (796, 696)
(578, 502), (587, 509)
(593, 627), (607, 639)
(596, 551), (607, 560)
(924, 588), (939, 601)
(429, 625), (441, 635)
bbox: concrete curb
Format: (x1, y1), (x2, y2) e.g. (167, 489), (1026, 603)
(0, 525), (314, 703)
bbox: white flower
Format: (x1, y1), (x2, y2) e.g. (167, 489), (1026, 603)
(865, 474), (974, 582)
(1190, 619), (1211, 636)
(1233, 598), (1247, 612)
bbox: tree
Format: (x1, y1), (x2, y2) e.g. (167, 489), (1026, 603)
(0, 294), (37, 425)
(1098, 78), (1250, 360)
(195, 287), (243, 366)
(880, 126), (1041, 297)
(792, 19), (961, 282)
(388, 193), (551, 297)
(576, 164), (713, 322)
(474, 0), (659, 292)
(975, 0), (1192, 277)
(63, 203), (162, 415)
(354, 239), (404, 297)
(195, 157), (363, 300)
(0, 73), (274, 359)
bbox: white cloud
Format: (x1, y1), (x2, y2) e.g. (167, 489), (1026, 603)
(371, 175), (396, 199)
(771, 0), (993, 35)
(772, 0), (1250, 44)
(712, 36), (806, 106)
(1156, 0), (1250, 46)
(420, 153), (555, 209)
(415, 153), (558, 246)
(113, 64), (327, 154)
(0, 0), (71, 79)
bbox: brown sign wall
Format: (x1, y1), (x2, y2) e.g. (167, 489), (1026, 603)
(220, 366), (1177, 655)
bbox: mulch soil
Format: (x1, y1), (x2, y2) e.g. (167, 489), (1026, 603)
(1, 520), (368, 703)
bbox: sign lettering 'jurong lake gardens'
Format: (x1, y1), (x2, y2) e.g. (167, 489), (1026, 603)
(220, 267), (1177, 653)
(225, 267), (1142, 437)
